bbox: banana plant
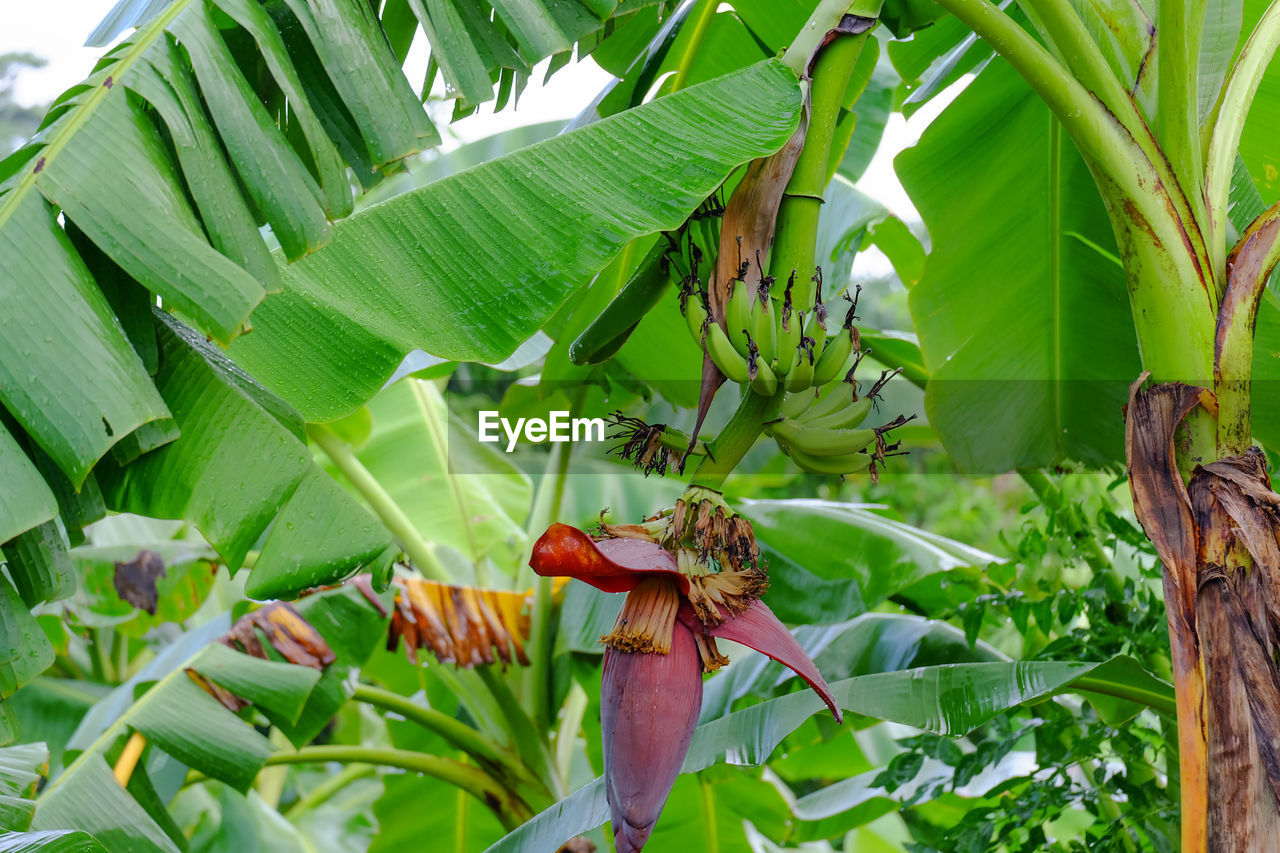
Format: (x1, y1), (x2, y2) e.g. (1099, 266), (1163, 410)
(876, 0), (1280, 841)
(0, 0), (1247, 847)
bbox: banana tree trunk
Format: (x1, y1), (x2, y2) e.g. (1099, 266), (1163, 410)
(919, 0), (1280, 841)
(1122, 206), (1280, 849)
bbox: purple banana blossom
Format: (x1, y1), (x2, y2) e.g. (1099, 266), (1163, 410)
(531, 523), (841, 853)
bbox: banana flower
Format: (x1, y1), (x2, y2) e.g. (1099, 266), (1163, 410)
(530, 494), (841, 853)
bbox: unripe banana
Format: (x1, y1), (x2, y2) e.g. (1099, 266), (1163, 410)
(812, 327), (854, 387)
(804, 379), (859, 422)
(801, 396), (874, 431)
(775, 290), (799, 371)
(751, 290), (776, 366)
(693, 215), (719, 266)
(804, 308), (829, 364)
(749, 356), (778, 396)
(767, 419), (877, 456)
(705, 322), (750, 383)
(725, 282), (753, 359)
(787, 337), (815, 393)
(783, 445), (874, 476)
(749, 252), (776, 366)
(779, 390), (816, 420)
(682, 288), (709, 346)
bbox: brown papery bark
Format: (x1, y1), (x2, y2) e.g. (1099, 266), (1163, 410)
(1128, 380), (1280, 849)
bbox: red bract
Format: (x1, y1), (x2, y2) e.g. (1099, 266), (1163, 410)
(602, 619), (702, 852)
(531, 523), (689, 594)
(530, 523), (841, 852)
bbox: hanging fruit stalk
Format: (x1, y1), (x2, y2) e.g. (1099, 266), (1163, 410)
(525, 8), (911, 853)
(666, 8), (906, 484)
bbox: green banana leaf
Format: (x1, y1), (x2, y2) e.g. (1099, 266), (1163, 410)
(737, 498), (1002, 624)
(33, 648), (317, 848)
(595, 1), (779, 118)
(175, 783), (314, 853)
(1237, 0), (1280, 203)
(0, 428), (56, 547)
(1, 0), (763, 686)
(227, 59), (805, 421)
(898, 60), (1141, 474)
(0, 581), (53, 703)
(484, 656), (1172, 851)
(888, 1), (1000, 116)
(269, 584), (390, 746)
(0, 743), (46, 832)
(6, 680), (112, 779)
(329, 378), (532, 577)
(701, 613), (1005, 722)
(645, 767), (794, 852)
(96, 313), (391, 599)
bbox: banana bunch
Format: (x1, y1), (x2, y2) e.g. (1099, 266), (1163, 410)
(765, 389), (877, 475)
(680, 255), (860, 399)
(669, 202), (909, 480)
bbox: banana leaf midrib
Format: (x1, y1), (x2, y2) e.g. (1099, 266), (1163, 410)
(0, 0), (196, 232)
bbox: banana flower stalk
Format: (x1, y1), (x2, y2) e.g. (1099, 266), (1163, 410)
(530, 493), (841, 853)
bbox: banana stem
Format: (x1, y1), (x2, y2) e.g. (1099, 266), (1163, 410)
(352, 683), (550, 805)
(283, 764), (375, 822)
(771, 31), (870, 308)
(262, 745), (533, 830)
(689, 389), (778, 489)
(783, 0), (879, 74)
(307, 423), (450, 581)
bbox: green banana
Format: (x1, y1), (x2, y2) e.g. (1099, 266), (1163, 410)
(800, 396), (874, 431)
(692, 213), (720, 266)
(787, 332), (815, 392)
(681, 286), (710, 346)
(705, 321), (750, 383)
(751, 289), (776, 366)
(775, 273), (800, 377)
(783, 445), (874, 476)
(804, 307), (829, 366)
(812, 326), (854, 387)
(725, 281), (753, 359)
(749, 252), (776, 366)
(750, 355), (778, 396)
(801, 385), (852, 423)
(569, 240), (670, 365)
(767, 418), (877, 455)
(779, 390), (817, 419)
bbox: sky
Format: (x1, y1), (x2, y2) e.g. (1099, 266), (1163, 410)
(1, 1), (931, 219)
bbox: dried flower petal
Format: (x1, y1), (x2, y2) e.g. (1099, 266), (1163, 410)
(600, 578), (681, 653)
(389, 577), (532, 667)
(684, 568), (769, 627)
